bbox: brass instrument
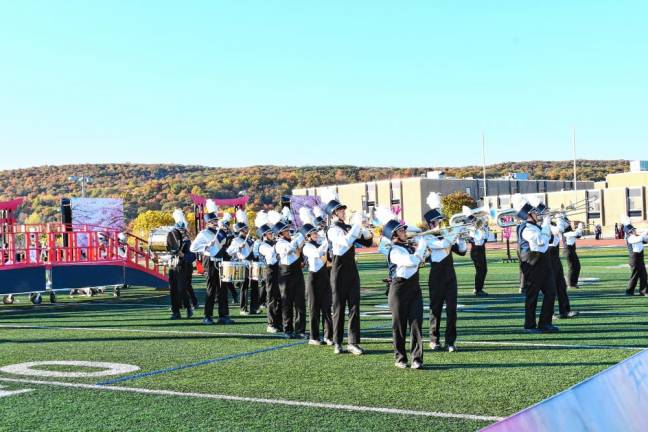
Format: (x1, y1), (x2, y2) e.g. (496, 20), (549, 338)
(494, 208), (521, 228)
(406, 224), (471, 240)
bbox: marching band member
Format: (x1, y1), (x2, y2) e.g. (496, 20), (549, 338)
(549, 221), (578, 319)
(253, 237), (267, 310)
(257, 211), (283, 333)
(423, 193), (466, 352)
(378, 208), (426, 369)
(300, 207), (333, 345)
(468, 218), (489, 297)
(273, 219), (306, 338)
(560, 217), (584, 290)
(190, 200), (233, 325)
(167, 209), (195, 320)
(514, 195), (558, 333)
(218, 213), (240, 305)
(323, 189), (373, 355)
(301, 222), (333, 345)
(227, 209), (259, 315)
(378, 236), (394, 296)
(623, 218), (648, 296)
(314, 207), (334, 338)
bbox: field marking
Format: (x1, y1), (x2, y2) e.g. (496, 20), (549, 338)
(1, 323), (643, 351)
(0, 361), (140, 378)
(0, 377), (503, 422)
(359, 336), (645, 351)
(97, 340), (305, 385)
(0, 385), (34, 399)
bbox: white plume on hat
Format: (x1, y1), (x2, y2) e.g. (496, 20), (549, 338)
(319, 188), (339, 205)
(205, 199), (218, 214)
(255, 211), (269, 227)
(172, 208), (188, 226)
(621, 214), (632, 226)
(281, 206), (293, 221)
(512, 194), (528, 211)
(221, 212), (232, 223)
(374, 206), (398, 226)
(267, 210), (282, 225)
(313, 206), (325, 218)
(527, 194), (541, 208)
(461, 205), (473, 217)
(426, 192), (441, 210)
(235, 208), (248, 225)
(299, 207), (314, 225)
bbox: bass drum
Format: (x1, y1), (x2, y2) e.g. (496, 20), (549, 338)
(148, 226), (175, 253)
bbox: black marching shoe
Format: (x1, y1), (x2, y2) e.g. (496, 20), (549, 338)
(625, 290), (635, 296)
(203, 317), (215, 325)
(473, 290), (488, 297)
(538, 324), (560, 333)
(218, 316), (235, 325)
(524, 326), (541, 334)
(170, 313), (181, 320)
(186, 308), (194, 319)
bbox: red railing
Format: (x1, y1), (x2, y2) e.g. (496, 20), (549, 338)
(0, 223), (167, 278)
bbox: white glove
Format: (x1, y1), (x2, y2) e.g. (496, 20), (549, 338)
(541, 215), (551, 228)
(350, 212), (364, 227)
(292, 232), (305, 246)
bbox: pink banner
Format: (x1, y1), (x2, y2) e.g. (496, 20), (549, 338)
(190, 194), (250, 208)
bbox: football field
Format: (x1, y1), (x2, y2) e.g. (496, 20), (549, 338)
(1, 247), (646, 431)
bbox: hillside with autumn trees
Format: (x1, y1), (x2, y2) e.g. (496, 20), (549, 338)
(0, 160), (629, 224)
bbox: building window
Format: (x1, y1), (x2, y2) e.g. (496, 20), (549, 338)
(391, 180), (401, 205)
(628, 188), (643, 217)
(465, 187), (471, 196)
(587, 190), (601, 219)
(366, 182), (377, 208)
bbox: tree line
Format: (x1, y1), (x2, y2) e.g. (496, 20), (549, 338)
(0, 161), (629, 225)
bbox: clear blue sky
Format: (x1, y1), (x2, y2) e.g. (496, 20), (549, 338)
(1, 1), (646, 170)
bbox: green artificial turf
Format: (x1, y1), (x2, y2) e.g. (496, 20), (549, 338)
(1, 247), (645, 431)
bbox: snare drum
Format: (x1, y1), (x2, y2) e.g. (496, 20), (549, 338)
(250, 262), (267, 281)
(220, 261), (247, 283)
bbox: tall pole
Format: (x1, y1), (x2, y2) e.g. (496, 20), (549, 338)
(572, 128), (577, 200)
(81, 176), (86, 198)
(481, 132), (487, 201)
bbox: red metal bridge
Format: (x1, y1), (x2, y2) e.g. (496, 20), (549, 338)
(1, 223), (168, 302)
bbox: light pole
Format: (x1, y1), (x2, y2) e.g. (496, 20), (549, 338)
(68, 175), (93, 198)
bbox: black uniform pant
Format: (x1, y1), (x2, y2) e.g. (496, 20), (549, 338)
(266, 264), (282, 329)
(169, 260), (192, 315)
(389, 273), (423, 364)
(258, 278), (267, 307)
(307, 267), (333, 341)
(227, 282), (238, 302)
(565, 245), (581, 288)
(278, 262), (306, 334)
(521, 253), (556, 329)
(470, 245), (487, 292)
(182, 265), (198, 309)
(204, 260), (230, 319)
(627, 252), (648, 294)
(240, 270), (259, 313)
(331, 261), (361, 346)
(549, 247), (571, 315)
(428, 260), (458, 345)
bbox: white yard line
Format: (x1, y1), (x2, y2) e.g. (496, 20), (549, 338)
(1, 323), (644, 350)
(0, 376), (503, 422)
